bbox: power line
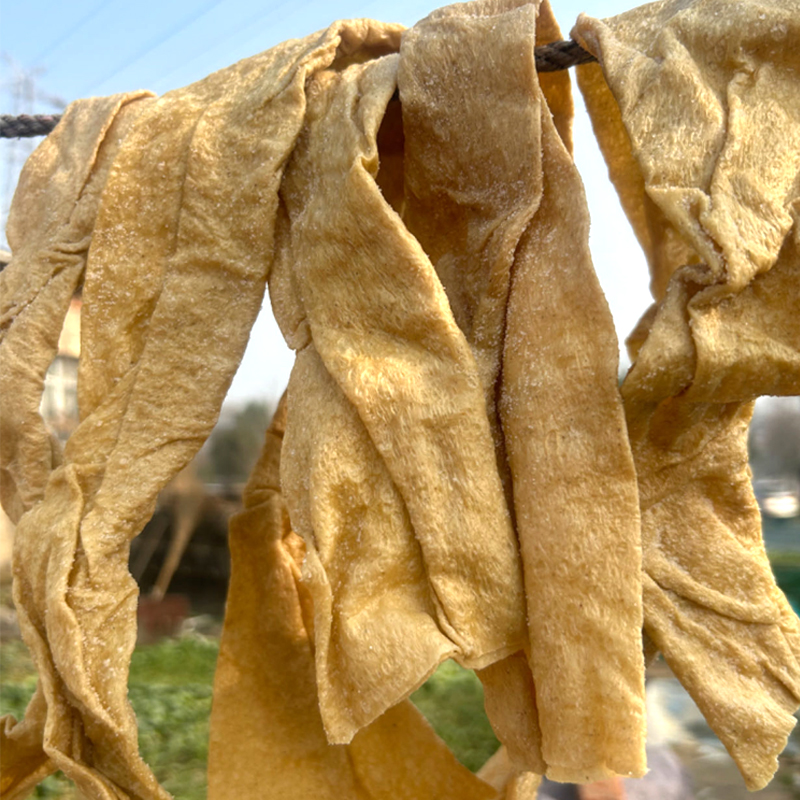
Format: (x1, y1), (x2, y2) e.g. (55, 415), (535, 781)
(31, 0), (118, 67)
(145, 0), (303, 94)
(80, 0), (231, 96)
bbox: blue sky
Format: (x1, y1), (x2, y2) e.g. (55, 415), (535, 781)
(0, 0), (652, 405)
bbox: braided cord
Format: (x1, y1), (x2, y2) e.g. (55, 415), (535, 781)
(535, 39), (596, 72)
(1, 114), (64, 139)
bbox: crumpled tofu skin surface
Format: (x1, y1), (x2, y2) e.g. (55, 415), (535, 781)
(0, 18), (410, 799)
(275, 50), (529, 743)
(207, 395), (503, 800)
(8, 0), (800, 795)
(575, 0), (800, 789)
(0, 0), (640, 794)
(271, 0), (646, 785)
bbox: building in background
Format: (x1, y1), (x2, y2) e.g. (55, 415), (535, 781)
(40, 294), (81, 441)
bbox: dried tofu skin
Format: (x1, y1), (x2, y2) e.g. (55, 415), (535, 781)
(392, 0), (645, 782)
(574, 0), (800, 788)
(631, 396), (800, 790)
(575, 0), (800, 297)
(209, 395), (496, 800)
(620, 229), (800, 790)
(399, 0), (547, 430)
(478, 746), (542, 800)
(499, 86), (646, 786)
(273, 24), (528, 743)
(626, 230), (800, 406)
(0, 93), (152, 528)
(0, 93), (155, 800)
(1, 20), (404, 799)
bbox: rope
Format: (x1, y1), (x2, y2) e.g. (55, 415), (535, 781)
(1, 114), (64, 139)
(0, 40), (596, 140)
(535, 39), (596, 72)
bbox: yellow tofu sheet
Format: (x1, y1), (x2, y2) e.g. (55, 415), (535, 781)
(575, 0), (800, 788)
(21, 0), (800, 794)
(273, 0), (646, 779)
(0, 20), (407, 798)
(208, 395), (503, 800)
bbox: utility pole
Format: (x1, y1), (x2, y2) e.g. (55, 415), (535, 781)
(0, 56), (66, 249)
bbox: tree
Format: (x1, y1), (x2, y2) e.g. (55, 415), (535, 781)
(199, 400), (275, 485)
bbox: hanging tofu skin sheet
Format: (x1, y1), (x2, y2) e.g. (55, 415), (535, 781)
(0, 93), (152, 527)
(498, 105), (646, 783)
(208, 396), (498, 800)
(0, 92), (153, 800)
(0, 20), (404, 799)
(575, 0), (800, 788)
(397, 0), (646, 783)
(274, 32), (528, 743)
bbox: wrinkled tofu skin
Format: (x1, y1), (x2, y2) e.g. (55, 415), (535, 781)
(208, 397), (497, 800)
(397, 0), (646, 782)
(273, 1), (646, 780)
(274, 39), (528, 744)
(21, 0), (800, 793)
(575, 0), (800, 788)
(1, 20), (407, 799)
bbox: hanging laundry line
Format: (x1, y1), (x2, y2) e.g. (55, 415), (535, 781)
(0, 39), (595, 139)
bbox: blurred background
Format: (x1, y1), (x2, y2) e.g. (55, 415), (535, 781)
(1, 1), (799, 797)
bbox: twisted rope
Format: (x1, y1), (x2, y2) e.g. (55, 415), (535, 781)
(535, 39), (596, 72)
(0, 40), (595, 139)
(1, 114), (64, 139)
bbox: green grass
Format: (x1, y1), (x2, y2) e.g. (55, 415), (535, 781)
(410, 660), (499, 771)
(0, 638), (37, 682)
(129, 683), (212, 799)
(129, 635), (219, 684)
(1, 637), (218, 799)
(0, 636), (496, 797)
(129, 638), (219, 799)
(768, 551), (800, 568)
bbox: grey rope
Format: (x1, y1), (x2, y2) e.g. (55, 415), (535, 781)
(0, 40), (596, 139)
(1, 114), (64, 139)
